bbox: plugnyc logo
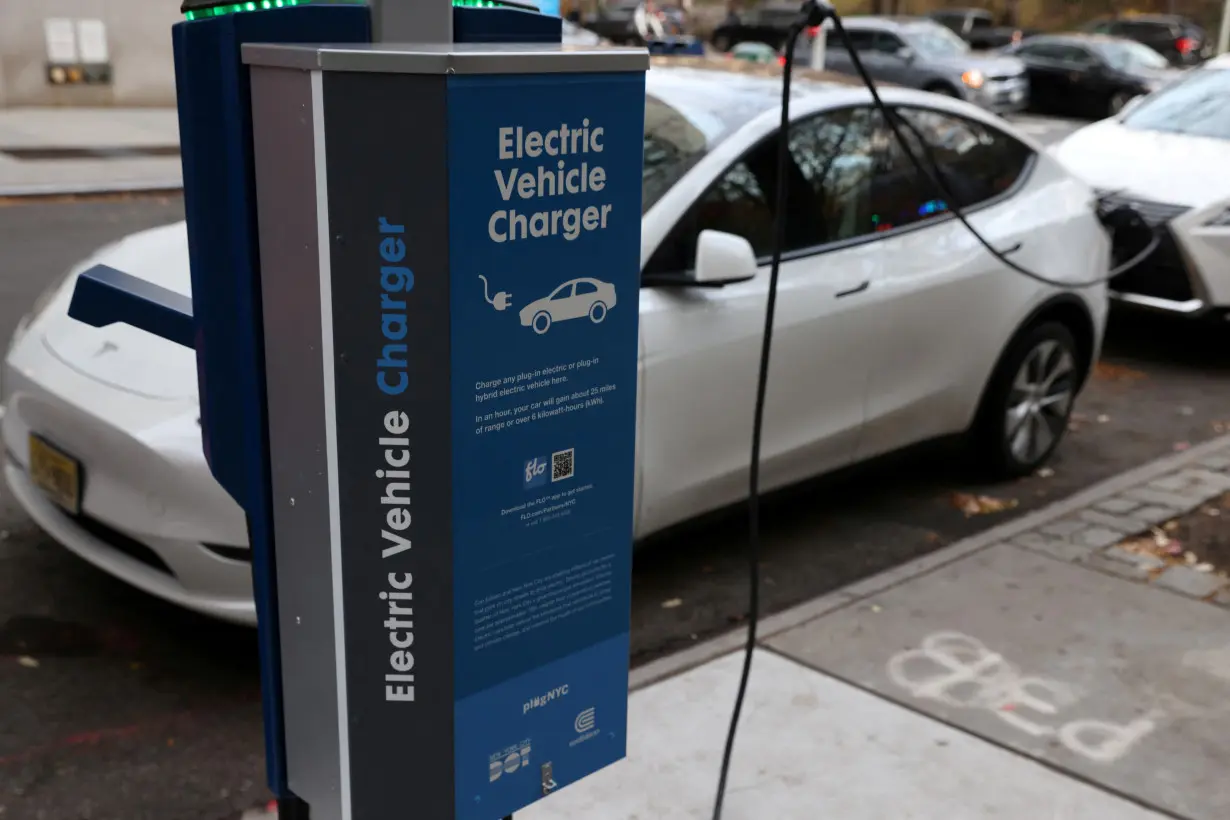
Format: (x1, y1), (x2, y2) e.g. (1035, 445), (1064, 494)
(524, 455), (549, 489)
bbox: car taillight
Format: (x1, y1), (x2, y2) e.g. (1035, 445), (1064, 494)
(806, 25), (819, 38)
(1177, 36), (1196, 54)
(777, 55), (786, 65)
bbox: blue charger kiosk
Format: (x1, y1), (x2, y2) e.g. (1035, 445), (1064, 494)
(68, 1), (647, 818)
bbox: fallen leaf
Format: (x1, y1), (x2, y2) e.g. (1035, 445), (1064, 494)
(925, 531), (942, 544)
(1174, 441), (1191, 452)
(951, 492), (1019, 516)
(1093, 362), (1146, 382)
(17, 656), (38, 668)
(1163, 520), (1179, 532)
(1035, 467), (1055, 478)
(661, 598), (683, 609)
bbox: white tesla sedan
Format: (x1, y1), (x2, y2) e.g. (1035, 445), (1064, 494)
(1, 65), (1109, 625)
(1052, 55), (1230, 317)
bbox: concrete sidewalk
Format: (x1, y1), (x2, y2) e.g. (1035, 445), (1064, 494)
(0, 108), (181, 197)
(238, 436), (1230, 819)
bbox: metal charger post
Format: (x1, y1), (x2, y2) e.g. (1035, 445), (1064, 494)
(66, 1), (648, 818)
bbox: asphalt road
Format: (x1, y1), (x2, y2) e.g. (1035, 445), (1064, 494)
(1, 128), (1224, 818)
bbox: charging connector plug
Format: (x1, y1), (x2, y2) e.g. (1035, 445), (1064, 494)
(478, 275), (513, 311)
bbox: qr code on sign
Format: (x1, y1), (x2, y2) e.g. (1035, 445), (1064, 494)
(551, 449), (574, 482)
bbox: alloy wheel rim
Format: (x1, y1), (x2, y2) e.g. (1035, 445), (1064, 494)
(1004, 339), (1075, 465)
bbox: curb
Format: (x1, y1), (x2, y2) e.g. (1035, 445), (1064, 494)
(628, 432), (1230, 692)
(0, 179), (183, 199)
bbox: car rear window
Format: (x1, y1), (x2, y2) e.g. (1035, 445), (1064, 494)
(1121, 66), (1230, 140)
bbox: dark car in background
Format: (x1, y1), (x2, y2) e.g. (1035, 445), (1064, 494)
(1001, 33), (1182, 118)
(928, 7), (1038, 50)
(802, 17), (1029, 113)
(1081, 14), (1213, 66)
(710, 1), (802, 51)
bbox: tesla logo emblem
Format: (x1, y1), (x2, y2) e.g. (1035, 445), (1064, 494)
(93, 341), (118, 357)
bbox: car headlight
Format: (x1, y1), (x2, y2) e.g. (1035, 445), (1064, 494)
(1205, 207), (1230, 227)
(962, 69), (985, 89)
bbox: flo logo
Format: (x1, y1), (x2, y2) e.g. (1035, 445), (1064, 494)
(524, 456), (548, 489)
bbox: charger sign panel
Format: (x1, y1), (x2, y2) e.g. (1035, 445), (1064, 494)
(448, 72), (643, 817)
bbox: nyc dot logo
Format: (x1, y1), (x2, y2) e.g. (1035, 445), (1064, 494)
(524, 456), (548, 489)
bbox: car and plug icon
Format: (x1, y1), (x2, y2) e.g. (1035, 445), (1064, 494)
(479, 275), (616, 335)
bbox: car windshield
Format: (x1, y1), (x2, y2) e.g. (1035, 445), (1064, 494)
(1121, 66), (1230, 140)
(642, 71), (812, 212)
(1095, 39), (1169, 72)
(904, 24), (970, 58)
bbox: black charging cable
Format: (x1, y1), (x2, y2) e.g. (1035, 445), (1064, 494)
(711, 4), (1160, 817)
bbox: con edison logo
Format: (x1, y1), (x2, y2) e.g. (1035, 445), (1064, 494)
(524, 456), (548, 489)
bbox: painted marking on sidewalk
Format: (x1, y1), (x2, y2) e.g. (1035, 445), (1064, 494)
(886, 631), (1159, 764)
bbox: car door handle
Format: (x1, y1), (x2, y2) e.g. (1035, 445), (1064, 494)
(835, 281), (870, 298)
(998, 242), (1023, 256)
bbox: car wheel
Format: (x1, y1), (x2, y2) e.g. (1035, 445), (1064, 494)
(973, 321), (1081, 479)
(588, 301), (608, 324)
(924, 83), (960, 97)
(532, 311), (552, 335)
(1108, 91), (1134, 116)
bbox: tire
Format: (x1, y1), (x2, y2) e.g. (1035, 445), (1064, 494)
(924, 83), (960, 97)
(972, 321), (1083, 479)
(531, 311), (552, 335)
(588, 301), (608, 324)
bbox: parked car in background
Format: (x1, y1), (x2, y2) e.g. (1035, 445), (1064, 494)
(1000, 33), (1181, 117)
(709, 1), (801, 51)
(928, 7), (1037, 50)
(561, 18), (608, 46)
(1053, 55), (1230, 318)
(1081, 14), (1213, 67)
(802, 17), (1029, 113)
(3, 65), (1109, 624)
(730, 40), (780, 64)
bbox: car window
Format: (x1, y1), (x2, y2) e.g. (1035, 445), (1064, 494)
(969, 16), (993, 29)
(829, 29), (878, 52)
(550, 283), (574, 300)
(875, 32), (907, 53)
(643, 106), (879, 276)
(1053, 44), (1097, 66)
(904, 24), (971, 58)
(1095, 39), (1169, 71)
(1121, 66), (1230, 140)
(574, 280), (599, 295)
(642, 95), (711, 215)
(1016, 41), (1063, 59)
(880, 107), (1033, 222)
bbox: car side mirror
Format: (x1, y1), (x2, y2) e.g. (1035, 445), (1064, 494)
(642, 229), (758, 288)
(896, 46), (916, 62)
(1118, 95), (1144, 117)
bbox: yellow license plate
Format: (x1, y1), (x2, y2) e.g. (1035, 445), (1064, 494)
(28, 434), (82, 515)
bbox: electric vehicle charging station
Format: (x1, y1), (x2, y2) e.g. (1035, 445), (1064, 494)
(66, 1), (648, 817)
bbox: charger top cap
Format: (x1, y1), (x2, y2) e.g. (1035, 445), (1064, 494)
(241, 41), (650, 75)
